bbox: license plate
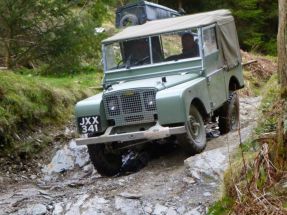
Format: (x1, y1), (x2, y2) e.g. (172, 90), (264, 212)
(77, 115), (101, 134)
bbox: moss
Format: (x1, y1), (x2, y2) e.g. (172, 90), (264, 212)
(0, 70), (101, 158)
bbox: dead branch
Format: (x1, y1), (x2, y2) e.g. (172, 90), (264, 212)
(242, 60), (258, 67)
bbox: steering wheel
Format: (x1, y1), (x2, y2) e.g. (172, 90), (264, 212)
(134, 56), (150, 66)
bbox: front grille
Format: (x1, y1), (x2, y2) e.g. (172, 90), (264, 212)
(103, 88), (157, 126)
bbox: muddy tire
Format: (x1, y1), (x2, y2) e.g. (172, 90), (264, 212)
(87, 144), (122, 176)
(178, 104), (206, 155)
(218, 92), (239, 134)
(119, 14), (139, 27)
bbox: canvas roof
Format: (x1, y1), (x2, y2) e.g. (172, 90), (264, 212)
(103, 9), (233, 44)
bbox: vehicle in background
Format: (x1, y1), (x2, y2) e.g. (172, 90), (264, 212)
(115, 0), (180, 28)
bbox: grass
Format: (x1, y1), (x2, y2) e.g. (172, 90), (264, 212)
(255, 74), (281, 134)
(208, 73), (287, 214)
(0, 70), (102, 158)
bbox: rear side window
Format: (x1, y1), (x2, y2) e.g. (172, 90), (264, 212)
(160, 30), (199, 62)
(203, 27), (218, 55)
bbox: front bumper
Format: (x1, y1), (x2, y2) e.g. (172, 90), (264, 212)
(76, 123), (186, 146)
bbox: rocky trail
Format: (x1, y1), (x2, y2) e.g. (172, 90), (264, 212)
(0, 96), (261, 215)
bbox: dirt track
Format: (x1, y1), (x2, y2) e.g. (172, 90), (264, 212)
(0, 96), (261, 215)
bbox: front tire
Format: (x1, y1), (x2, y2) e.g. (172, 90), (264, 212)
(87, 144), (122, 176)
(178, 104), (206, 155)
(218, 92), (240, 134)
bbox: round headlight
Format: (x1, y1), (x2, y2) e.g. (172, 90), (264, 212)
(108, 99), (117, 111)
(146, 94), (155, 106)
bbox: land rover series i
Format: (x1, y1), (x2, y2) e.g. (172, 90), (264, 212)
(75, 10), (244, 176)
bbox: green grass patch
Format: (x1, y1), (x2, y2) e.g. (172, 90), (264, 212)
(207, 197), (234, 215)
(255, 74), (280, 134)
(0, 70), (102, 158)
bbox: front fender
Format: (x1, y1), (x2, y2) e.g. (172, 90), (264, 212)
(75, 93), (108, 133)
(156, 77), (211, 125)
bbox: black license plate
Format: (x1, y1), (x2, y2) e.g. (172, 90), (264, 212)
(77, 115), (101, 134)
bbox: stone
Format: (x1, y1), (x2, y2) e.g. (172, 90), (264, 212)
(115, 196), (143, 215)
(182, 177), (196, 184)
(184, 206), (201, 215)
(153, 203), (168, 215)
(166, 207), (178, 215)
(81, 196), (110, 214)
(119, 192), (142, 199)
(176, 206), (186, 214)
(30, 204), (47, 215)
(42, 145), (75, 175)
(184, 147), (230, 181)
(65, 194), (90, 215)
(144, 206), (153, 214)
(203, 192), (211, 197)
(30, 175), (37, 180)
(0, 176), (4, 184)
(69, 140), (90, 168)
(53, 203), (64, 215)
(83, 164), (93, 173)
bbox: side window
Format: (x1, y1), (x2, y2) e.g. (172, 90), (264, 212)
(161, 33), (182, 58)
(203, 27), (218, 56)
(161, 30), (199, 62)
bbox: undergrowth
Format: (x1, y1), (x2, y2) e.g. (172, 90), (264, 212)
(0, 70), (102, 159)
(208, 74), (287, 214)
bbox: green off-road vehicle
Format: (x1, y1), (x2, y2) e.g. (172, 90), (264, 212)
(75, 10), (244, 176)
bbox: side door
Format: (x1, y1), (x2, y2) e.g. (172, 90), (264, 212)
(202, 25), (227, 110)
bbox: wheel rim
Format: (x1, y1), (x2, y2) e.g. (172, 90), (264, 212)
(187, 115), (202, 142)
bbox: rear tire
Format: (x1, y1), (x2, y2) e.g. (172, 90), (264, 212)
(178, 104), (206, 155)
(218, 92), (240, 134)
(119, 14), (139, 27)
(87, 144), (122, 176)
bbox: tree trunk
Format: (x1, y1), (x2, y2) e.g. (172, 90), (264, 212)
(277, 0), (287, 97)
(178, 0), (183, 9)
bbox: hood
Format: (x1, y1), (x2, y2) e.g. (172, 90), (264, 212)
(103, 73), (199, 94)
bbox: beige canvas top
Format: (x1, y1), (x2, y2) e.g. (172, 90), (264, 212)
(103, 9), (233, 43)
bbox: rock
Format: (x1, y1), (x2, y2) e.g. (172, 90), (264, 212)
(42, 145), (75, 175)
(184, 206), (201, 215)
(30, 175), (37, 180)
(203, 192), (211, 197)
(42, 140), (90, 175)
(182, 177), (196, 184)
(144, 206), (153, 214)
(30, 204), (47, 215)
(83, 164), (93, 173)
(176, 206), (186, 214)
(184, 147), (231, 181)
(81, 195), (110, 214)
(69, 140), (90, 168)
(153, 203), (168, 215)
(115, 196), (143, 215)
(53, 203), (64, 215)
(65, 194), (90, 215)
(119, 192), (142, 199)
(166, 207), (178, 215)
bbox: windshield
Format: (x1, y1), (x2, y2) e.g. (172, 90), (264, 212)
(105, 38), (153, 70)
(104, 29), (200, 71)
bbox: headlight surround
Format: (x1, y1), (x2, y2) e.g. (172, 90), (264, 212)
(106, 96), (120, 115)
(143, 91), (156, 111)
